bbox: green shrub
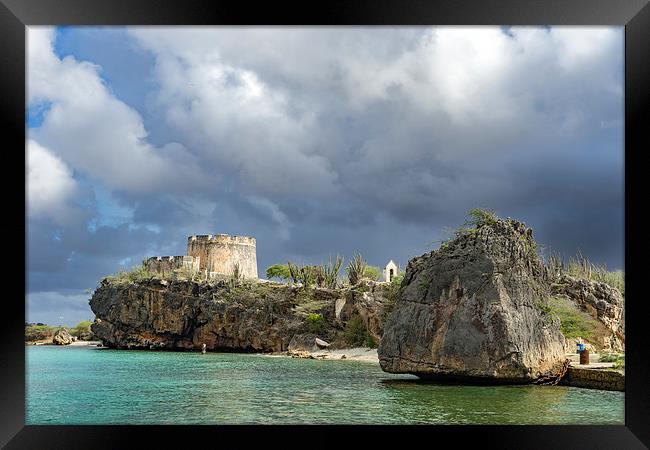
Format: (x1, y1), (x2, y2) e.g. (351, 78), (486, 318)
(266, 264), (291, 281)
(305, 313), (325, 333)
(226, 262), (244, 290)
(548, 296), (599, 340)
(613, 357), (625, 371)
(105, 264), (155, 284)
(464, 208), (497, 228)
(599, 352), (624, 363)
(544, 250), (624, 295)
(381, 274), (404, 322)
(386, 274), (404, 304)
(287, 262), (317, 290)
(364, 266), (382, 281)
(537, 303), (552, 315)
(452, 208), (499, 240)
(70, 320), (92, 338)
(127, 265), (154, 282)
(343, 315), (375, 347)
(168, 265), (201, 282)
(319, 255), (344, 289)
(347, 253), (367, 286)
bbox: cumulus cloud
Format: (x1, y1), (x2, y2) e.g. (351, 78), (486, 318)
(27, 139), (80, 225)
(27, 26), (207, 195)
(129, 29), (340, 199)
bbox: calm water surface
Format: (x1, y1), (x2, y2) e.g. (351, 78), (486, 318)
(27, 346), (624, 424)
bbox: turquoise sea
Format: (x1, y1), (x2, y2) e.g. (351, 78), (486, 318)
(26, 346), (624, 425)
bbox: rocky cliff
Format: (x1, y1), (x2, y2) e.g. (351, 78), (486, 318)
(90, 277), (393, 352)
(378, 217), (568, 383)
(551, 274), (625, 351)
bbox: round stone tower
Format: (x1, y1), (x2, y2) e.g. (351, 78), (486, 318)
(187, 234), (258, 279)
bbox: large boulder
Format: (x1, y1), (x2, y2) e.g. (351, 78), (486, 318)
(52, 329), (74, 345)
(288, 333), (321, 352)
(378, 217), (567, 383)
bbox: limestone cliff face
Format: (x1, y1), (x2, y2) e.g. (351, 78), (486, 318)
(551, 274), (625, 351)
(90, 278), (393, 352)
(378, 218), (568, 383)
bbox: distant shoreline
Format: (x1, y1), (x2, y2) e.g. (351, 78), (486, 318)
(26, 340), (103, 347)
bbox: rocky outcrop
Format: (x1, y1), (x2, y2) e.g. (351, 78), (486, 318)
(551, 275), (624, 351)
(52, 329), (74, 345)
(288, 333), (320, 352)
(90, 277), (393, 352)
(76, 330), (95, 341)
(378, 218), (568, 383)
(333, 279), (395, 345)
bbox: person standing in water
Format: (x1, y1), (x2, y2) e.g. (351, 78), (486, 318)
(202, 343), (206, 354)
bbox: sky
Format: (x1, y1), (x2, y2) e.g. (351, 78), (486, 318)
(26, 26), (624, 326)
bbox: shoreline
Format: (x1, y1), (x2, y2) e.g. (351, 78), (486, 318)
(26, 340), (103, 347)
(262, 347), (380, 363)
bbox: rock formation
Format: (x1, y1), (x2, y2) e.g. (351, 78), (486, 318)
(378, 217), (568, 383)
(52, 329), (74, 345)
(89, 277), (393, 352)
(551, 275), (625, 351)
(287, 333), (331, 352)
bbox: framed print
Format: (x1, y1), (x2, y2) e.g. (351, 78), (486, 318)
(2, 0), (649, 447)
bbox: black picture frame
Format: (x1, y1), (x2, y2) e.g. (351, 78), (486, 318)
(2, 0), (648, 448)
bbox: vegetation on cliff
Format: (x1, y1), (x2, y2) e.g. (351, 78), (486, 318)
(545, 296), (602, 340)
(545, 250), (624, 295)
(266, 264), (291, 281)
(346, 253), (367, 285)
(342, 315), (376, 348)
(266, 255), (345, 289)
(25, 323), (62, 342)
(599, 352), (625, 370)
(304, 313), (325, 333)
(266, 253), (383, 289)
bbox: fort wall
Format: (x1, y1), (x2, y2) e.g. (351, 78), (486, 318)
(143, 256), (200, 276)
(187, 234), (258, 279)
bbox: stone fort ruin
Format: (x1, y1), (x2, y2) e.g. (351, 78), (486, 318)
(144, 234), (258, 279)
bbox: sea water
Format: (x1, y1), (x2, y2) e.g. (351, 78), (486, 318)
(26, 345), (624, 425)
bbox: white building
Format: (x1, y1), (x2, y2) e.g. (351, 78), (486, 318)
(384, 260), (399, 282)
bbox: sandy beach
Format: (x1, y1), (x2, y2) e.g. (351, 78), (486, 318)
(69, 340), (103, 347)
(263, 347), (379, 363)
